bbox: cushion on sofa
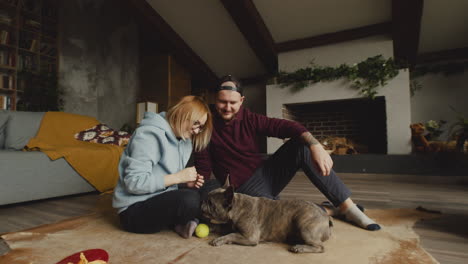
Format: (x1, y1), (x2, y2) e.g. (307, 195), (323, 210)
(74, 123), (131, 147)
(0, 111), (10, 149)
(4, 111), (45, 150)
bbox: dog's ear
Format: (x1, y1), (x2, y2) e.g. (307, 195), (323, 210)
(223, 186), (234, 208)
(222, 174), (231, 189)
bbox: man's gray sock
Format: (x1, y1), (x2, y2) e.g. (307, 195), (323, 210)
(321, 201), (364, 215)
(344, 205), (381, 231)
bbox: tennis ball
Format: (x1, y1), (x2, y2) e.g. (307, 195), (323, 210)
(195, 223), (209, 238)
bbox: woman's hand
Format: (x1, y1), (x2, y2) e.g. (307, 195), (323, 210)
(177, 166), (198, 183)
(165, 167), (205, 187)
(186, 174), (204, 189)
(309, 144), (333, 176)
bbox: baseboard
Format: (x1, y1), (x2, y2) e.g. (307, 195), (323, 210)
(331, 153), (468, 176)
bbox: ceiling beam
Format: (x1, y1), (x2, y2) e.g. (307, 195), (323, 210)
(417, 47), (468, 64)
(220, 0), (278, 74)
(392, 0), (424, 66)
(126, 0), (218, 86)
(276, 22), (392, 53)
(241, 74), (269, 86)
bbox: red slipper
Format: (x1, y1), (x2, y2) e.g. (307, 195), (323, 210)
(56, 249), (109, 264)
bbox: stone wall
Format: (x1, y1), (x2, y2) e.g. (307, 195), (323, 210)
(59, 0), (139, 130)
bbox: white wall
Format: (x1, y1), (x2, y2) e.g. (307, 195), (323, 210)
(243, 83), (266, 115)
(268, 35), (412, 154)
(279, 35), (394, 71)
(411, 71), (468, 139)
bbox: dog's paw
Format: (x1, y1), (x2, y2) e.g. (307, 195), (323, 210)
(289, 244), (324, 253)
(209, 237), (226, 247)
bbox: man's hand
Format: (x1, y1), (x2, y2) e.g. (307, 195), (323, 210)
(309, 144), (333, 176)
(186, 174), (204, 189)
(300, 131), (333, 176)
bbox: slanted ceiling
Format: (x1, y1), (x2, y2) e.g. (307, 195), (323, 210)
(130, 0), (468, 85)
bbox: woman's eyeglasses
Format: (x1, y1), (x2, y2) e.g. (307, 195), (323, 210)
(192, 120), (205, 132)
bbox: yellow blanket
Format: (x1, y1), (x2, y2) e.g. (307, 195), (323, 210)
(26, 112), (123, 192)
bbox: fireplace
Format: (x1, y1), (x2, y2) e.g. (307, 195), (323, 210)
(266, 71), (412, 155)
(283, 97), (387, 154)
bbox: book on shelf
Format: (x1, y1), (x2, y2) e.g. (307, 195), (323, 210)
(0, 14), (12, 25)
(19, 31), (39, 51)
(0, 94), (11, 110)
(29, 39), (37, 51)
(24, 19), (41, 29)
(0, 49), (15, 66)
(0, 73), (13, 89)
(0, 30), (10, 45)
(18, 53), (37, 71)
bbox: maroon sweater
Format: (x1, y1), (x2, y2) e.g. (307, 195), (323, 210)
(194, 106), (308, 188)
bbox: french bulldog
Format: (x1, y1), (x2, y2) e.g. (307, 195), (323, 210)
(201, 186), (332, 253)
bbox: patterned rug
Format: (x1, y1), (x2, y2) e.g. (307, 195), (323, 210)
(0, 198), (440, 264)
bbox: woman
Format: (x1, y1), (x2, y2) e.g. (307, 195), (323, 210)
(113, 95), (213, 238)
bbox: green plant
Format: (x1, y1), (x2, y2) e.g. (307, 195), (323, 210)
(447, 107), (468, 152)
(424, 119), (446, 140)
(276, 55), (403, 99)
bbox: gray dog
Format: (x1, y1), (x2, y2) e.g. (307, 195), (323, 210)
(201, 186), (332, 253)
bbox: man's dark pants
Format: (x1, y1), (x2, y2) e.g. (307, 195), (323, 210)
(233, 139), (351, 207)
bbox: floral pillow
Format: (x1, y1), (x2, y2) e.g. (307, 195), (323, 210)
(74, 123), (131, 147)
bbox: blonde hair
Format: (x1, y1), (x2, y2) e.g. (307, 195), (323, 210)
(166, 95), (212, 152)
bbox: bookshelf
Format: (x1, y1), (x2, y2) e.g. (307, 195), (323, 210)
(0, 0), (58, 111)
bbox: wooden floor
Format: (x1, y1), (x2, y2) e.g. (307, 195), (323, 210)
(1, 173), (468, 263)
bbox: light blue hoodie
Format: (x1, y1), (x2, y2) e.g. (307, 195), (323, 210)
(112, 112), (192, 213)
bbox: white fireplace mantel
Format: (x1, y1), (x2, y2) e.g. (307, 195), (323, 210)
(266, 70), (412, 155)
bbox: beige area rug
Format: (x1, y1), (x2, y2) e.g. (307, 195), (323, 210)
(1, 198), (440, 264)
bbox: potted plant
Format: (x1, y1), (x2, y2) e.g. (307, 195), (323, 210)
(447, 107), (468, 153)
(424, 119), (446, 141)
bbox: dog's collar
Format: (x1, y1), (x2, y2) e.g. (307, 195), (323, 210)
(210, 219), (228, 224)
(317, 204), (327, 213)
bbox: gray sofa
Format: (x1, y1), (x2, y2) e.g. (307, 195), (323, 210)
(0, 111), (95, 206)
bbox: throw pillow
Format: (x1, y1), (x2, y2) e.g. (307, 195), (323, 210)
(4, 111), (45, 150)
(74, 123), (130, 147)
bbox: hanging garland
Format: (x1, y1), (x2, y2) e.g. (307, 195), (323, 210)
(276, 55), (403, 99)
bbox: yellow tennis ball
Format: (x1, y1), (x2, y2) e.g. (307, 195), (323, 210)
(195, 223), (209, 238)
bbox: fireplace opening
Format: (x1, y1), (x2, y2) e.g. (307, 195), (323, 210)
(283, 97), (387, 154)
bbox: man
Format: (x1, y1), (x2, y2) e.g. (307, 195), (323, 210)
(195, 75), (380, 231)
